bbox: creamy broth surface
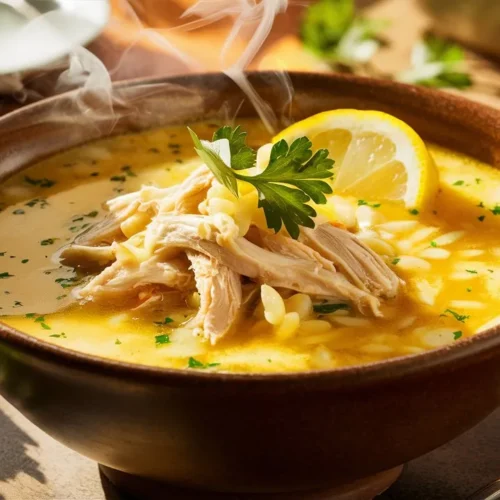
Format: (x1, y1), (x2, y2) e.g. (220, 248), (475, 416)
(1, 119), (499, 373)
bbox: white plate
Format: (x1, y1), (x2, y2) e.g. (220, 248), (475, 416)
(0, 0), (110, 75)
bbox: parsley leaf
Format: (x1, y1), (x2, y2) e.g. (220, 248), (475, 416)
(0, 272), (13, 279)
(301, 0), (386, 66)
(212, 126), (256, 171)
(24, 176), (56, 188)
(187, 357), (220, 369)
(453, 331), (463, 340)
(391, 257), (400, 265)
(397, 35), (472, 89)
(235, 138), (334, 239)
(40, 238), (57, 246)
(442, 308), (469, 323)
(189, 128), (334, 239)
(313, 303), (349, 314)
(188, 128), (238, 197)
(154, 317), (174, 326)
(155, 334), (171, 346)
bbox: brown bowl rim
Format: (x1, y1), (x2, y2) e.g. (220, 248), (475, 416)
(1, 71), (500, 387)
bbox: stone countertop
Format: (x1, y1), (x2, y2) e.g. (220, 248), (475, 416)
(0, 396), (498, 500)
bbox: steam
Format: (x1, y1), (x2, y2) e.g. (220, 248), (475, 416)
(2, 0), (295, 135)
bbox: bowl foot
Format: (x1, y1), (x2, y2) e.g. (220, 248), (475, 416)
(99, 464), (403, 500)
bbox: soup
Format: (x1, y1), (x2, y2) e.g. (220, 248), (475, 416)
(1, 117), (499, 373)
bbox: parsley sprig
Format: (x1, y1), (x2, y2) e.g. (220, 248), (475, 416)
(189, 127), (334, 239)
(397, 35), (472, 90)
(301, 0), (386, 67)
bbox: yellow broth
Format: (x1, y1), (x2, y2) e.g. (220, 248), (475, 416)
(0, 120), (499, 373)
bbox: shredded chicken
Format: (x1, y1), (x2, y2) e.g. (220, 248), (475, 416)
(61, 165), (402, 342)
(301, 224), (401, 298)
(186, 251), (242, 345)
(76, 255), (194, 302)
(149, 214), (382, 316)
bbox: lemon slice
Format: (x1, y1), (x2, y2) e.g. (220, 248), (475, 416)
(274, 109), (438, 210)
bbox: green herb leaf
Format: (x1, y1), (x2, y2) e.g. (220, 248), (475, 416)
(55, 277), (79, 288)
(465, 269), (477, 274)
(391, 257), (400, 265)
(490, 205), (500, 215)
(453, 180), (464, 186)
(0, 272), (13, 279)
(398, 35), (472, 89)
(25, 313), (36, 318)
(409, 209), (419, 216)
(313, 303), (349, 314)
(430, 241), (438, 247)
(13, 209), (25, 215)
(121, 165), (137, 177)
(235, 137), (334, 239)
(188, 127), (239, 197)
(189, 128), (334, 239)
(154, 317), (174, 326)
(40, 238), (57, 246)
(212, 126), (256, 171)
(358, 200), (381, 208)
(40, 322), (51, 330)
(115, 339), (122, 345)
(24, 176), (55, 188)
(85, 210), (99, 218)
(478, 215), (486, 222)
(442, 308), (469, 323)
(21, 259), (29, 264)
(187, 357), (220, 369)
(155, 334), (171, 345)
(453, 331), (463, 340)
(110, 175), (126, 182)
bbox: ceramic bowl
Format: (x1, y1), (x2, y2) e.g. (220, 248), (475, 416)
(0, 72), (499, 498)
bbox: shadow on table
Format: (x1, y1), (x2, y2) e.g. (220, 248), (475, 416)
(0, 407), (46, 500)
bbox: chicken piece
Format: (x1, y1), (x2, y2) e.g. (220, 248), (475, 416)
(58, 245), (115, 269)
(301, 224), (401, 299)
(149, 214), (382, 316)
(62, 166), (214, 268)
(76, 255), (194, 303)
(257, 230), (336, 273)
(107, 165), (214, 216)
(186, 251), (242, 345)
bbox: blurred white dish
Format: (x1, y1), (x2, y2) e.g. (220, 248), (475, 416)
(0, 0), (110, 75)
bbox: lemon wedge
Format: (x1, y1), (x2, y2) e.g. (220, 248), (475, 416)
(274, 110), (438, 210)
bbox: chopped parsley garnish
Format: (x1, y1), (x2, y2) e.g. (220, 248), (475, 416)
(189, 126), (334, 239)
(40, 238), (57, 246)
(475, 178), (482, 184)
(154, 317), (174, 326)
(391, 257), (400, 265)
(110, 175), (126, 182)
(24, 176), (56, 188)
(115, 339), (122, 345)
(466, 288), (472, 292)
(0, 252), (4, 256)
(453, 331), (463, 340)
(430, 241), (438, 247)
(25, 198), (48, 208)
(90, 172), (99, 177)
(55, 277), (79, 288)
(357, 200), (381, 208)
(465, 269), (477, 274)
(155, 334), (171, 346)
(187, 357), (220, 369)
(409, 209), (419, 215)
(477, 202), (485, 208)
(0, 272), (13, 279)
(453, 180), (464, 186)
(488, 269), (494, 273)
(13, 209), (25, 215)
(490, 205), (500, 215)
(13, 301), (22, 307)
(56, 294), (67, 300)
(121, 165), (137, 177)
(442, 309), (469, 323)
(313, 303), (349, 314)
(25, 313), (36, 318)
(21, 259), (29, 264)
(478, 215), (486, 222)
(50, 332), (67, 339)
(85, 210), (99, 218)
